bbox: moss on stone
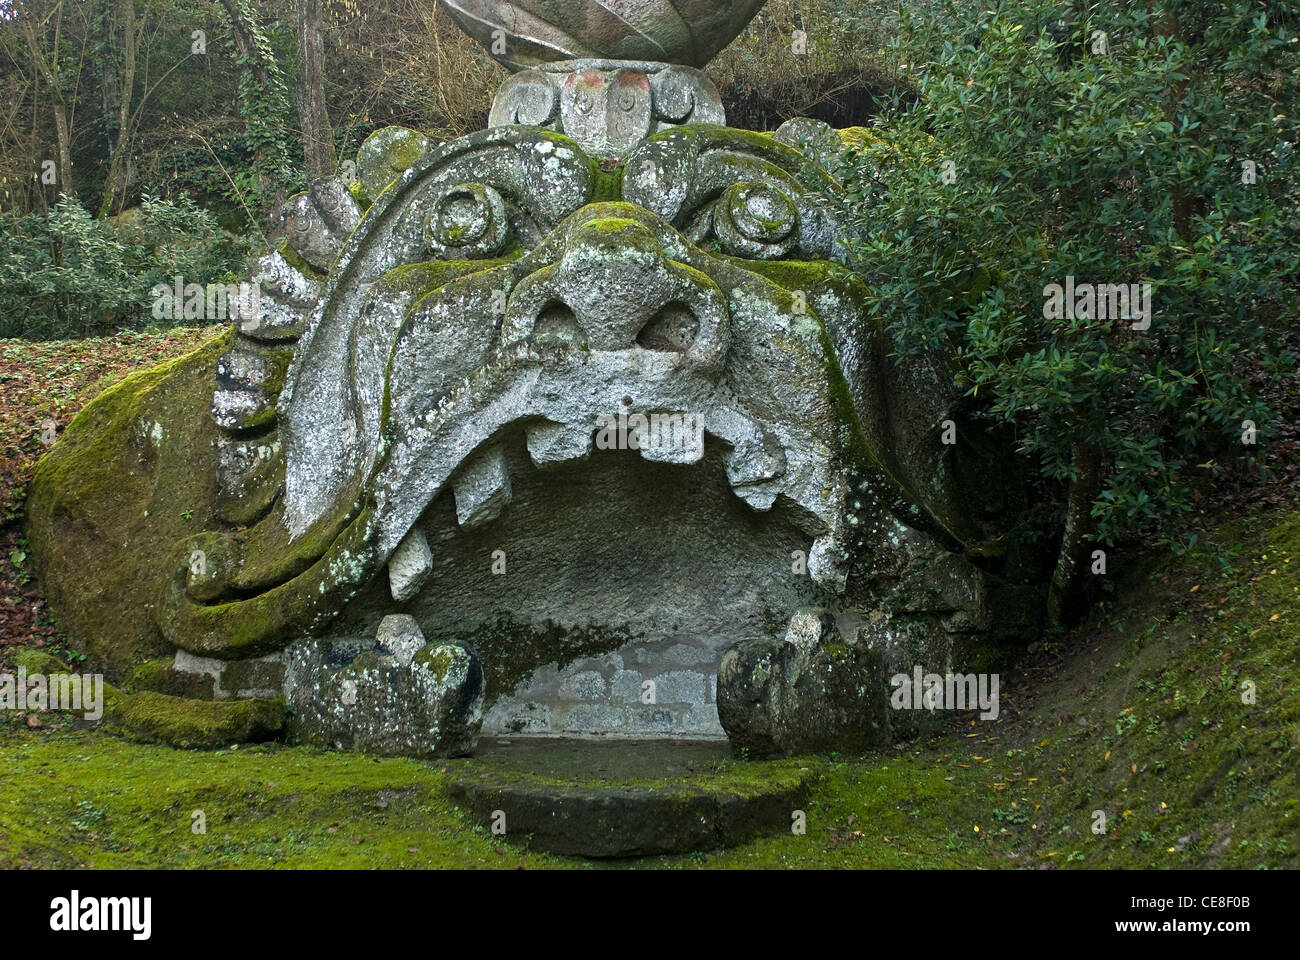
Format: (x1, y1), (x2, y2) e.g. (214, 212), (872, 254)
(414, 645), (455, 684)
(11, 649), (70, 676)
(26, 330), (231, 680)
(348, 179), (371, 211)
(278, 239), (324, 282)
(127, 658), (215, 700)
(104, 689), (284, 749)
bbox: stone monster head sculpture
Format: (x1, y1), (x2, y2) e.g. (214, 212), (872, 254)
(28, 2), (1038, 758)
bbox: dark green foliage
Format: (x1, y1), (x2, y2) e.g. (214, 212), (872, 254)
(841, 0), (1299, 555)
(0, 194), (251, 339)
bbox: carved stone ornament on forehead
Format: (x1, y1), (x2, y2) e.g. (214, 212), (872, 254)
(490, 59), (724, 157)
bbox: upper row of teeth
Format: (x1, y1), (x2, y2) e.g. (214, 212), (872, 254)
(385, 414), (845, 603)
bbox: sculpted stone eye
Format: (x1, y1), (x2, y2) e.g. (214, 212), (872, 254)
(715, 182), (800, 258)
(426, 182), (510, 259)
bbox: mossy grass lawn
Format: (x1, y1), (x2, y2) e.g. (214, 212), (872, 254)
(2, 503), (1294, 869)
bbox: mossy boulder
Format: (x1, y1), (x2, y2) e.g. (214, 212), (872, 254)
(26, 331), (231, 682)
(283, 636), (485, 757)
(356, 125), (433, 202)
(717, 608), (892, 758)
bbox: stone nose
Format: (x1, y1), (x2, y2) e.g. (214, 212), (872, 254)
(501, 217), (729, 366)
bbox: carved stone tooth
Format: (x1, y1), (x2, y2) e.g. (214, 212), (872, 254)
(808, 533), (848, 594)
(452, 443), (512, 529)
(729, 483), (781, 512)
(637, 411), (705, 465)
(388, 526), (433, 602)
(724, 433), (787, 488)
(525, 420), (593, 468)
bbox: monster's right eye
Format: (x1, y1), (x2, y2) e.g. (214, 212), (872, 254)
(426, 182), (511, 259)
(713, 182), (801, 259)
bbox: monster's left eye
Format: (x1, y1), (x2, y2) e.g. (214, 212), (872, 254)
(713, 182), (800, 259)
(426, 182), (511, 259)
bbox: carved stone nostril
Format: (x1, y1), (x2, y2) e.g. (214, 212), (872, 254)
(533, 301), (587, 348)
(637, 302), (699, 353)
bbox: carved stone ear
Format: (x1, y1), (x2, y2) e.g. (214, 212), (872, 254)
(342, 127), (597, 285)
(424, 182), (512, 260)
(279, 178), (362, 274)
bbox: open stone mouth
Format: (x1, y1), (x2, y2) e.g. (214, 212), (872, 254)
(131, 114), (1018, 760)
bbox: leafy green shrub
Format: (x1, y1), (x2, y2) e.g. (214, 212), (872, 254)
(0, 194), (249, 340)
(840, 0), (1298, 620)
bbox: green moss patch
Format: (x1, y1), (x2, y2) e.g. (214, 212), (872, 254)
(104, 691), (284, 750)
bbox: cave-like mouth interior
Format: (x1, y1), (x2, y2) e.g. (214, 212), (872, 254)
(324, 425), (827, 740)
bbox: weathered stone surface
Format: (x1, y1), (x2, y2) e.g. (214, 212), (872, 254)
(280, 178), (362, 274)
(717, 607), (891, 758)
(439, 0), (766, 71)
(375, 613), (428, 666)
(169, 649), (286, 699)
(284, 638), (484, 757)
(211, 344), (293, 433)
(491, 61), (724, 157)
(235, 251), (320, 343)
(357, 126), (433, 202)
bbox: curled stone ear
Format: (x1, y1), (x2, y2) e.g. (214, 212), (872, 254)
(279, 178), (362, 274)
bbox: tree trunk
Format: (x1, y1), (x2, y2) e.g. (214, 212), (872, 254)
(217, 0), (285, 213)
(1048, 441), (1102, 627)
(98, 0), (137, 218)
(20, 12), (74, 197)
(296, 0), (336, 179)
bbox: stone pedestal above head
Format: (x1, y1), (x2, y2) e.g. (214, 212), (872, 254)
(438, 0), (767, 72)
(489, 59), (724, 158)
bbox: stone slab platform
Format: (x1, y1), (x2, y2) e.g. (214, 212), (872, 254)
(444, 738), (814, 858)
